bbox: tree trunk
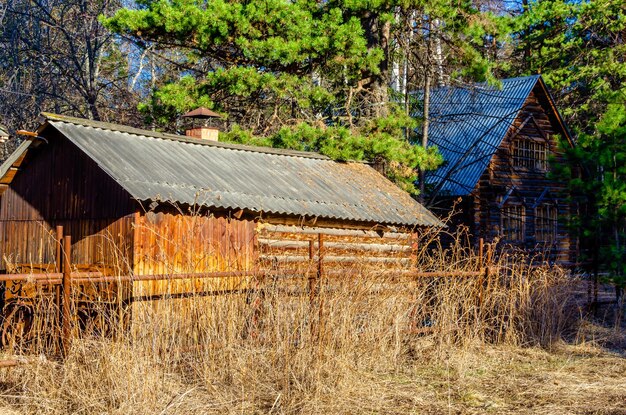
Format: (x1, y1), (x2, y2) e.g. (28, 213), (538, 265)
(522, 0), (531, 68)
(361, 11), (390, 118)
(418, 72), (431, 202)
(432, 18), (445, 87)
(88, 95), (100, 121)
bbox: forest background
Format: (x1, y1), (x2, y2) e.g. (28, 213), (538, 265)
(0, 0), (625, 283)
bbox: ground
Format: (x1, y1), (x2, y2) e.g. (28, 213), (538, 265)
(0, 335), (624, 414)
(0, 279), (622, 414)
(409, 343), (626, 414)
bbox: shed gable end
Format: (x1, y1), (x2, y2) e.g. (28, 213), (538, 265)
(0, 129), (135, 222)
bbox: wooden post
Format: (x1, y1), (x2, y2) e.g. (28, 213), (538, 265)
(594, 271), (599, 307)
(411, 233), (419, 265)
(62, 235), (72, 355)
(308, 240), (316, 302)
(317, 233), (324, 342)
(55, 226), (63, 351)
(55, 226), (63, 273)
(478, 238), (485, 308)
(308, 239), (318, 339)
(478, 238), (484, 270)
(317, 233), (324, 281)
(484, 242), (492, 301)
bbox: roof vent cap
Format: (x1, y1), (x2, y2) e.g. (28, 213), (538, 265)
(181, 107), (222, 141)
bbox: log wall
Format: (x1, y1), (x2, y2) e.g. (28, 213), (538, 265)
(257, 223), (418, 278)
(473, 87), (573, 263)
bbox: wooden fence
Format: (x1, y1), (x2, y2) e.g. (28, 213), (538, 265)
(0, 227), (493, 356)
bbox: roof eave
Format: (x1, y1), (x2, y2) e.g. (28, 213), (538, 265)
(0, 139), (35, 194)
(135, 197), (443, 229)
(536, 76), (575, 147)
(40, 112), (330, 160)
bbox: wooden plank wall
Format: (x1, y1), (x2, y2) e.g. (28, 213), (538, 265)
(131, 217), (418, 298)
(0, 218), (133, 274)
(0, 130), (135, 274)
(474, 87), (572, 263)
(132, 212), (257, 299)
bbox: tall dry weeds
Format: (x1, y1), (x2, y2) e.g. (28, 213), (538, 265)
(0, 224), (583, 414)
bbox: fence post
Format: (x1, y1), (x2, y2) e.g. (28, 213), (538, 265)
(308, 240), (316, 302)
(478, 238), (485, 308)
(61, 235), (72, 356)
(478, 237), (484, 270)
(317, 233), (324, 341)
(55, 226), (63, 274)
(587, 271), (592, 307)
(317, 233), (324, 278)
(485, 242), (493, 298)
(308, 239), (318, 339)
(55, 226), (63, 351)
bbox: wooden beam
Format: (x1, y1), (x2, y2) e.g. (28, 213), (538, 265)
(258, 254), (413, 265)
(0, 359), (23, 368)
(0, 167), (18, 184)
(260, 224), (411, 239)
(257, 238), (412, 252)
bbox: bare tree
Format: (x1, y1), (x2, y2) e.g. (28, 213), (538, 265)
(0, 0), (142, 133)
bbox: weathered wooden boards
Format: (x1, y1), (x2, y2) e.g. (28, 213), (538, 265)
(257, 224), (418, 278)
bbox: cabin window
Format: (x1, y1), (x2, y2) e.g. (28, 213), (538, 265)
(501, 205), (525, 241)
(535, 204), (558, 243)
(512, 139), (548, 171)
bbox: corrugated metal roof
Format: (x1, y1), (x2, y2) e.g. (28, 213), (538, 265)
(425, 75), (540, 196)
(39, 114), (441, 227)
(0, 139), (31, 180)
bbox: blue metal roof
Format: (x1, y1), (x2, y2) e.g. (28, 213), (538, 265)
(425, 75), (541, 196)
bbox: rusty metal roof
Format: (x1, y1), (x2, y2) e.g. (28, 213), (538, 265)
(36, 113), (441, 227)
(425, 75), (541, 196)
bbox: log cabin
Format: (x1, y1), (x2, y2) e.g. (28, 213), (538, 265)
(424, 75), (576, 264)
(0, 113), (441, 311)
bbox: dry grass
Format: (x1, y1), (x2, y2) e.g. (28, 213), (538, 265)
(0, 337), (624, 414)
(0, 227), (624, 414)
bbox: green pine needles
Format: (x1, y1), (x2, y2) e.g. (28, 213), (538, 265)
(105, 0), (500, 194)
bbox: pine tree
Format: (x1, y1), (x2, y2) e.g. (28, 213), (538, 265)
(512, 0), (626, 129)
(512, 0), (626, 290)
(105, 0), (501, 192)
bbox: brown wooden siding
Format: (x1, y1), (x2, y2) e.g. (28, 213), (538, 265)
(131, 212), (419, 297)
(131, 212), (257, 299)
(0, 130), (135, 273)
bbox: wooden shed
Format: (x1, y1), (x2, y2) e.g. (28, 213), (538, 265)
(0, 113), (441, 309)
(423, 75), (576, 264)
